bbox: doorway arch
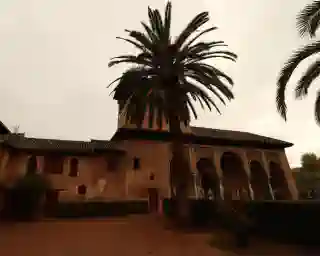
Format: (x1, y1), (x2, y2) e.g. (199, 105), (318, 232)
(269, 161), (291, 200)
(196, 158), (219, 200)
(220, 152), (250, 201)
(26, 155), (37, 175)
(250, 160), (272, 200)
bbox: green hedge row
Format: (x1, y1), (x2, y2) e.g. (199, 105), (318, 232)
(247, 200), (320, 245)
(162, 199), (218, 227)
(46, 200), (150, 218)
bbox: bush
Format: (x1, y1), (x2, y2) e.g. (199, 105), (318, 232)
(1, 173), (50, 221)
(247, 200), (320, 245)
(47, 200), (149, 218)
(162, 199), (218, 227)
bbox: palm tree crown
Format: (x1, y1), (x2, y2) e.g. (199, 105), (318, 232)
(108, 2), (236, 130)
(277, 0), (320, 124)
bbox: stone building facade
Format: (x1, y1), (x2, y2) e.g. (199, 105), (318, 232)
(0, 110), (298, 211)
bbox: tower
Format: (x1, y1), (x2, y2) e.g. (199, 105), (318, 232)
(117, 100), (191, 133)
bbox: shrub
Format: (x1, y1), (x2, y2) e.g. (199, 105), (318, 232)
(247, 200), (320, 245)
(1, 173), (50, 221)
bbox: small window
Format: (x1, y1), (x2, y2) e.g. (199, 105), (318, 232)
(69, 158), (79, 177)
(133, 157), (140, 170)
(77, 184), (87, 195)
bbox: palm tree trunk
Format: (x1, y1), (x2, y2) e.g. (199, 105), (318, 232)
(168, 113), (190, 226)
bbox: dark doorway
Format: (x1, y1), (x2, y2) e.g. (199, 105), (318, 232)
(196, 158), (219, 200)
(250, 160), (272, 200)
(148, 188), (159, 213)
(27, 156), (37, 175)
(220, 152), (250, 201)
(269, 161), (291, 200)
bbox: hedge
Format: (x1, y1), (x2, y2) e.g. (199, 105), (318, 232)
(247, 200), (320, 245)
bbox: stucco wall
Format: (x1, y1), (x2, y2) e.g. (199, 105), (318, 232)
(0, 141), (298, 202)
(119, 140), (171, 199)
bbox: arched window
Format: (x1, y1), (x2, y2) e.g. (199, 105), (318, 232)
(69, 158), (79, 177)
(77, 184), (87, 195)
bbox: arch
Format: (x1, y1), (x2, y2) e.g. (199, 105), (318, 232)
(249, 160), (272, 200)
(220, 152), (250, 201)
(69, 158), (79, 177)
(196, 158), (219, 200)
(269, 161), (291, 200)
(26, 155), (37, 175)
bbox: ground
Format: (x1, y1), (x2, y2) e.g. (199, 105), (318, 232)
(0, 215), (316, 256)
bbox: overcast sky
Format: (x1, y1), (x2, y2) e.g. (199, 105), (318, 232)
(0, 0), (318, 167)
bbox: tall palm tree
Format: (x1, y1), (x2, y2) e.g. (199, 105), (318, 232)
(108, 2), (236, 223)
(276, 0), (320, 124)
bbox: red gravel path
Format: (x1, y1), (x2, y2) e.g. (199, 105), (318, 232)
(0, 215), (309, 256)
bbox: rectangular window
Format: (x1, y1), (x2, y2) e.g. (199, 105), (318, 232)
(133, 157), (140, 170)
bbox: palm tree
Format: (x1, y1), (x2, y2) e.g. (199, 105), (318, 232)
(276, 0), (320, 124)
(108, 2), (236, 223)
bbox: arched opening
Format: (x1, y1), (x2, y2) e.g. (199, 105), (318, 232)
(220, 152), (250, 201)
(250, 160), (272, 200)
(196, 158), (219, 200)
(69, 158), (79, 177)
(269, 161), (291, 200)
(27, 156), (37, 175)
(77, 184), (87, 195)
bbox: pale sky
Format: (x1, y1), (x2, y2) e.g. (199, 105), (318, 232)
(0, 0), (318, 167)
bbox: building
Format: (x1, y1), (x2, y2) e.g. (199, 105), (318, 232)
(0, 106), (298, 212)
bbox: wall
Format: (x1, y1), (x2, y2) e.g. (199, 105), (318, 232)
(0, 149), (127, 202)
(120, 140), (172, 199)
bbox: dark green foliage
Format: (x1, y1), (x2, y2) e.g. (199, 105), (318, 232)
(248, 200), (320, 245)
(109, 0), (236, 224)
(162, 199), (218, 227)
(108, 1), (236, 129)
(277, 1), (320, 125)
(46, 201), (149, 218)
(1, 173), (50, 221)
(297, 0), (320, 38)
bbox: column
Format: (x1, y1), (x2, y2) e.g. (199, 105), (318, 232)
(278, 151), (299, 200)
(238, 150), (254, 200)
(213, 149), (224, 200)
(261, 151), (275, 200)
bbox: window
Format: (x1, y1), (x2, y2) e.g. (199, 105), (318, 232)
(27, 156), (37, 175)
(77, 184), (87, 195)
(133, 157), (140, 170)
(69, 158), (79, 177)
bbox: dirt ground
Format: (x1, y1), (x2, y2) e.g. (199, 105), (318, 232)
(0, 215), (316, 256)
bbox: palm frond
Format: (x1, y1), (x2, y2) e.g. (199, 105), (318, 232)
(125, 30), (154, 51)
(315, 90), (320, 124)
(174, 12), (209, 49)
(276, 41), (320, 120)
(163, 2), (172, 42)
(295, 59), (320, 99)
(115, 37), (146, 51)
(141, 22), (159, 42)
(297, 0), (320, 37)
(182, 27), (218, 49)
(108, 56), (152, 68)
